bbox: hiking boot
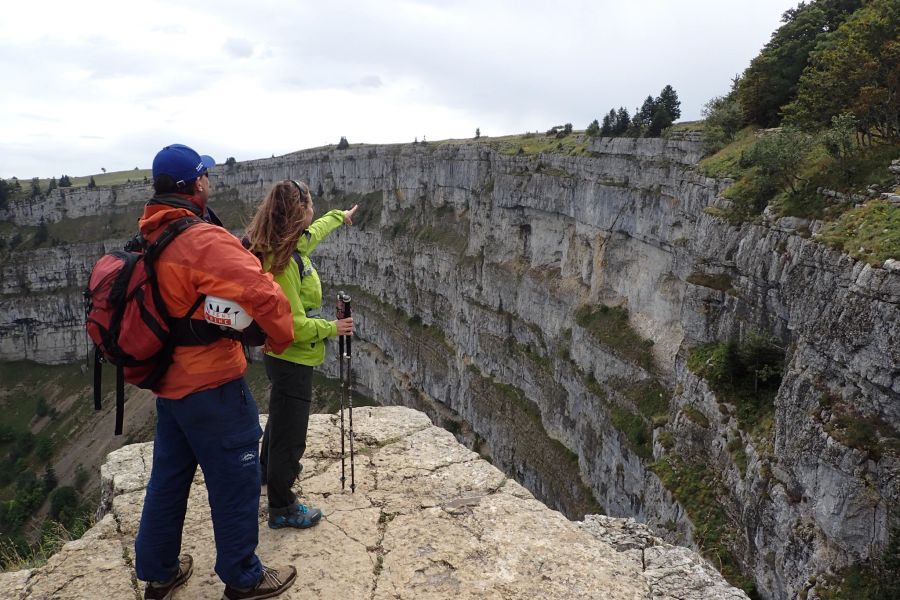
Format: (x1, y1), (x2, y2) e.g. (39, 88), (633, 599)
(268, 502), (322, 529)
(222, 564), (297, 600)
(144, 554), (193, 599)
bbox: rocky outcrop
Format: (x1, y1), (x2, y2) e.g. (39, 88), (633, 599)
(0, 407), (746, 599)
(1, 136), (897, 598)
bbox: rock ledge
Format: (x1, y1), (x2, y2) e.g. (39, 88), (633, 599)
(0, 407), (747, 599)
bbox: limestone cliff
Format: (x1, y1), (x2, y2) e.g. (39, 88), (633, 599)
(0, 408), (746, 599)
(0, 135), (897, 599)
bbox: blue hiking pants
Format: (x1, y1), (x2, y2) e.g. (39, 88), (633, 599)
(134, 378), (263, 589)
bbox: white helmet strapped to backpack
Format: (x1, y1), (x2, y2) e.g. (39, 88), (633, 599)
(204, 295), (253, 331)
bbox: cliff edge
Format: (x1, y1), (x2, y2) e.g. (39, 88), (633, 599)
(0, 406), (746, 599)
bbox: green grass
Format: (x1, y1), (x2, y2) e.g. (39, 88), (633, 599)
(815, 526), (900, 600)
(382, 203), (468, 254)
(687, 341), (782, 442)
(5, 168), (152, 193)
(617, 378), (670, 421)
(610, 406), (653, 460)
(466, 368), (605, 518)
(0, 361), (118, 562)
(768, 152), (898, 221)
(649, 456), (755, 596)
(665, 121), (706, 134)
(687, 272), (734, 293)
(583, 373), (607, 401)
(697, 129), (900, 229)
(69, 169), (151, 188)
(313, 190), (384, 231)
(726, 433), (748, 476)
(487, 131), (590, 157)
(0, 361), (100, 433)
(799, 141), (900, 200)
(683, 406), (710, 428)
(816, 200), (900, 265)
(1, 512), (96, 571)
(575, 304), (655, 371)
(816, 393), (900, 461)
(697, 127), (757, 179)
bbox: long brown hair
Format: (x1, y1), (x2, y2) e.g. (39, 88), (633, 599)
(245, 180), (312, 275)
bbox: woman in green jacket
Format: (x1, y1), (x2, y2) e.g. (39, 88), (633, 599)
(246, 179), (356, 528)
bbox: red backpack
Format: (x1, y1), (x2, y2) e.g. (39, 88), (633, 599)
(84, 216), (203, 434)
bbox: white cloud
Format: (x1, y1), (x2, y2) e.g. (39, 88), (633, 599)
(0, 0), (797, 178)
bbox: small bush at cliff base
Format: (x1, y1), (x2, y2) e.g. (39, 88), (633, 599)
(687, 337), (784, 437)
(649, 457), (758, 597)
(575, 304), (655, 371)
(815, 526), (900, 600)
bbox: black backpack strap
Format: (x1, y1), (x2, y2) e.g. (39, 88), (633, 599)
(136, 293), (207, 391)
(293, 250), (305, 281)
(115, 366), (125, 435)
(144, 216), (202, 259)
(93, 346), (103, 410)
(205, 205), (224, 227)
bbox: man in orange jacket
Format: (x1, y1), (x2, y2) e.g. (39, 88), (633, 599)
(134, 144), (298, 600)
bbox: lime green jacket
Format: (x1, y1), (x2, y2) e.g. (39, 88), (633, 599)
(265, 209), (345, 366)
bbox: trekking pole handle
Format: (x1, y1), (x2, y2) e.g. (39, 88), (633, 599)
(336, 292), (345, 356)
(339, 291), (352, 357)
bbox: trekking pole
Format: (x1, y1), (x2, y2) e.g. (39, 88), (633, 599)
(341, 291), (356, 493)
(337, 293), (347, 491)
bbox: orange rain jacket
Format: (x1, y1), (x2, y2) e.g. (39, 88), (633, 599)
(138, 195), (294, 399)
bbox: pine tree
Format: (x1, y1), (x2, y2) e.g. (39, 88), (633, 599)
(631, 96), (657, 135)
(600, 110), (615, 136)
(614, 107), (631, 135)
(658, 85), (681, 121)
(0, 179), (10, 210)
(647, 105), (674, 137)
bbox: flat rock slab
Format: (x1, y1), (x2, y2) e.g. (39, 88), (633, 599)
(0, 406), (747, 599)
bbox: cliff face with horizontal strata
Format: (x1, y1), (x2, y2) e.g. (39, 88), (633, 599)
(0, 135), (896, 599)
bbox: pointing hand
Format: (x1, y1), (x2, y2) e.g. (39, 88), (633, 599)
(343, 204), (359, 225)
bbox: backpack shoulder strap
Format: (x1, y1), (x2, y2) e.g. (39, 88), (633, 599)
(293, 250), (305, 281)
(145, 216), (202, 259)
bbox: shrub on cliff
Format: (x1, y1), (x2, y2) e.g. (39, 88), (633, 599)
(687, 336), (784, 438)
(702, 94), (744, 154)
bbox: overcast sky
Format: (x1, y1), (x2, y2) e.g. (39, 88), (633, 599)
(1, 0), (798, 179)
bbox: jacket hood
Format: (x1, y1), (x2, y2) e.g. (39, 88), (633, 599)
(139, 194), (204, 238)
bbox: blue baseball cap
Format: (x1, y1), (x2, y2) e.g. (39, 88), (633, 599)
(152, 143), (216, 185)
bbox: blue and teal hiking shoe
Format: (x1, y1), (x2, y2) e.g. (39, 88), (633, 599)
(268, 503), (322, 529)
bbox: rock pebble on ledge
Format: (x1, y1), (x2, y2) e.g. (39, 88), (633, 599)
(0, 406), (747, 599)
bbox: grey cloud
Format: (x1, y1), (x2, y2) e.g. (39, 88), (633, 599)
(223, 37), (254, 58)
(358, 75), (383, 88)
